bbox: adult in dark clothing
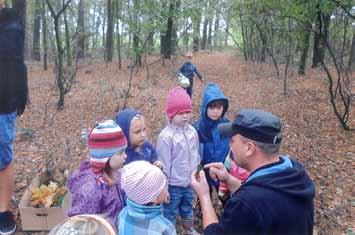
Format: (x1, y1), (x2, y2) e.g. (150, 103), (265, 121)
(191, 109), (315, 235)
(0, 5), (28, 235)
(178, 52), (204, 97)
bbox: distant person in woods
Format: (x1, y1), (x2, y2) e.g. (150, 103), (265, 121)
(191, 109), (315, 235)
(67, 120), (126, 226)
(115, 108), (162, 168)
(179, 52), (204, 97)
(0, 3), (28, 234)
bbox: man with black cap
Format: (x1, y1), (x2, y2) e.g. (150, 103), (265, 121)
(191, 109), (315, 235)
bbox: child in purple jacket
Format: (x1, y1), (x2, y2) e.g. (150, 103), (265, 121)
(156, 87), (200, 234)
(67, 120), (127, 226)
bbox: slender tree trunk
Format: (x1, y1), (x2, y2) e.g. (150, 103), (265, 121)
(102, 4), (106, 48)
(201, 6), (208, 50)
(133, 0), (141, 66)
(224, 13), (230, 47)
(106, 0), (113, 62)
(115, 0), (122, 69)
(348, 26), (355, 71)
(298, 28), (311, 75)
(239, 14), (248, 61)
(77, 0), (85, 58)
(63, 0), (72, 66)
(12, 0), (26, 58)
(42, 0), (48, 70)
(312, 10), (331, 68)
(207, 17), (212, 50)
(183, 17), (189, 50)
(32, 0), (41, 61)
(193, 0), (202, 52)
(162, 0), (174, 59)
(160, 0), (167, 55)
(214, 10), (219, 48)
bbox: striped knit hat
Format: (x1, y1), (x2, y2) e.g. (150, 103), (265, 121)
(121, 161), (167, 205)
(88, 120), (127, 174)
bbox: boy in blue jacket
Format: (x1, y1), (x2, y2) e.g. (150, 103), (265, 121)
(194, 83), (229, 191)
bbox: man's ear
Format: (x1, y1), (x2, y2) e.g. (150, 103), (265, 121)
(246, 141), (256, 156)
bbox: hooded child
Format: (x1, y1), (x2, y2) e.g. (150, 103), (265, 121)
(115, 108), (162, 168)
(194, 83), (230, 190)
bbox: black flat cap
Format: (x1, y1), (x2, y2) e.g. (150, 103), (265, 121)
(218, 109), (282, 144)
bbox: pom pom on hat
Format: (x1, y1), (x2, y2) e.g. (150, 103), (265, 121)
(121, 161), (167, 205)
(88, 120), (127, 173)
(166, 87), (192, 119)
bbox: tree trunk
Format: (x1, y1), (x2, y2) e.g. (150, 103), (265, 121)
(106, 0), (113, 62)
(115, 0), (121, 69)
(171, 0), (180, 55)
(63, 0), (72, 66)
(77, 0), (85, 58)
(12, 0), (26, 58)
(298, 28), (311, 75)
(201, 9), (208, 50)
(312, 11), (331, 68)
(162, 0), (174, 59)
(207, 17), (212, 50)
(133, 0), (141, 66)
(160, 0), (167, 55)
(32, 0), (41, 61)
(348, 26), (355, 71)
(192, 0), (202, 52)
(214, 10), (219, 48)
(183, 18), (189, 51)
(42, 0), (48, 70)
(224, 14), (230, 46)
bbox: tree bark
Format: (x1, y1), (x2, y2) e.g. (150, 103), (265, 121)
(348, 26), (355, 71)
(312, 10), (331, 68)
(77, 0), (85, 58)
(193, 0), (202, 52)
(214, 10), (219, 48)
(201, 4), (208, 50)
(298, 28), (311, 75)
(42, 0), (48, 70)
(63, 0), (72, 66)
(32, 0), (41, 61)
(106, 0), (113, 62)
(12, 0), (26, 58)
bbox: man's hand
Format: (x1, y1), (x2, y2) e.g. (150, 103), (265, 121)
(191, 170), (219, 228)
(205, 162), (241, 193)
(204, 162), (229, 181)
(190, 170), (209, 198)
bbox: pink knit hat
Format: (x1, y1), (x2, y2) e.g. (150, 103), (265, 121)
(121, 161), (167, 205)
(166, 87), (192, 119)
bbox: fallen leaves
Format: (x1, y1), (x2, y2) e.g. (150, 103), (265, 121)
(31, 181), (67, 208)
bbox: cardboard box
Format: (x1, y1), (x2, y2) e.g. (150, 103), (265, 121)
(19, 175), (71, 231)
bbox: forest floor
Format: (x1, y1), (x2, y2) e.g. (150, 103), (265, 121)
(10, 52), (354, 235)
